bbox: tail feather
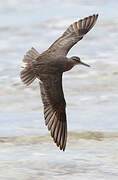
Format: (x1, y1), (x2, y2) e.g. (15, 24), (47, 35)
(23, 47), (39, 63)
(20, 68), (36, 86)
(20, 47), (40, 85)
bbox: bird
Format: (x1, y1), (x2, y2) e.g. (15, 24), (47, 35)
(20, 14), (98, 151)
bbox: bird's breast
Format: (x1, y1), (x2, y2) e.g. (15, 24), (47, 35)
(63, 60), (74, 72)
(64, 65), (74, 72)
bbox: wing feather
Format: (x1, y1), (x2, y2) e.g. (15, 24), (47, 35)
(39, 73), (67, 151)
(48, 14), (98, 56)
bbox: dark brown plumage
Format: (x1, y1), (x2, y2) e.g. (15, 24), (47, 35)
(20, 14), (98, 151)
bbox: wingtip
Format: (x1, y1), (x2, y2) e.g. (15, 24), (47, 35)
(95, 13), (99, 18)
(45, 107), (67, 151)
(87, 13), (98, 19)
(94, 13), (99, 20)
(92, 13), (98, 16)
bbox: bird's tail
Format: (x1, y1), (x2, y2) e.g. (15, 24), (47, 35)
(20, 47), (39, 86)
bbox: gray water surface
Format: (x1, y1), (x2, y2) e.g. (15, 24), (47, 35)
(1, 0), (118, 179)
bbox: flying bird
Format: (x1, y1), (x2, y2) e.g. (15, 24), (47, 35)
(20, 14), (98, 151)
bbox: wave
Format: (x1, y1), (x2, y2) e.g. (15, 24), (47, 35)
(0, 131), (118, 145)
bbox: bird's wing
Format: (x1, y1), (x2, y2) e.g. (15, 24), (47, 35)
(39, 73), (67, 151)
(48, 14), (98, 56)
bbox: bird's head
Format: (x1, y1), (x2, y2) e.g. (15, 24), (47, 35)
(71, 56), (90, 67)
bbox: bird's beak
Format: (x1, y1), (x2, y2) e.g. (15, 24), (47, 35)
(80, 61), (90, 67)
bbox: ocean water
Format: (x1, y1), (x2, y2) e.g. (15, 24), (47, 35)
(1, 0), (118, 179)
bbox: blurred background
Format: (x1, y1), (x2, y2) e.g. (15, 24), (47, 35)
(0, 0), (118, 179)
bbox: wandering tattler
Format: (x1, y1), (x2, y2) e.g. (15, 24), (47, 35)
(20, 14), (98, 151)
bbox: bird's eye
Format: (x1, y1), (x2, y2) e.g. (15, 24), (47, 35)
(73, 57), (79, 61)
(73, 57), (77, 60)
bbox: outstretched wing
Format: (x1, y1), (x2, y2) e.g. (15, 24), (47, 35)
(48, 14), (98, 56)
(39, 73), (67, 151)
